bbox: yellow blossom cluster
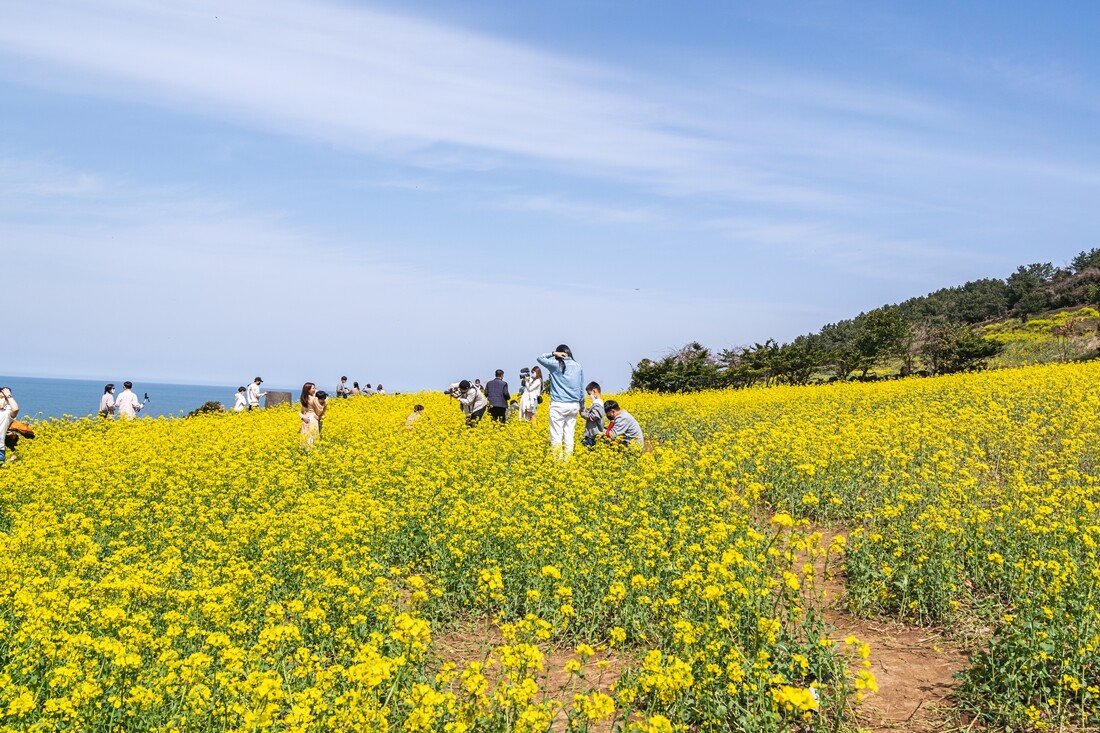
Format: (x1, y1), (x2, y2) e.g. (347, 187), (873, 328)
(3, 361), (1094, 729)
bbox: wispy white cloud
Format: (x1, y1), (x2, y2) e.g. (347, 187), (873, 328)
(0, 1), (706, 177)
(0, 0), (1003, 216)
(2, 0), (1098, 283)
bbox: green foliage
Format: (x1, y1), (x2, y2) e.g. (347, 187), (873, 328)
(897, 277), (1011, 325)
(634, 248), (1100, 392)
(1071, 247), (1100, 273)
(1007, 263), (1057, 319)
(186, 401), (226, 418)
(853, 308), (912, 374)
(918, 323), (1003, 375)
(630, 342), (724, 392)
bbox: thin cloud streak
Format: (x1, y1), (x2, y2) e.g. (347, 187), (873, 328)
(2, 1), (1097, 292)
(0, 1), (707, 175)
(0, 0), (1046, 219)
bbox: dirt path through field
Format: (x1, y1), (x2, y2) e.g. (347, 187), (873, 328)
(816, 530), (972, 732)
(430, 527), (975, 731)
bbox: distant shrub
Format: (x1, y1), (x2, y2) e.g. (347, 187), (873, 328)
(187, 401), (225, 418)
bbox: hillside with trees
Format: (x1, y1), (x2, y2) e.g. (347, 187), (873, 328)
(631, 249), (1100, 392)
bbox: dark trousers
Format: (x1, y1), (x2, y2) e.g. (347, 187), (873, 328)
(466, 407), (487, 427)
(489, 406), (507, 423)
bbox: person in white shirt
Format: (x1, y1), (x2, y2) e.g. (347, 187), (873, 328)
(115, 381), (144, 419)
(336, 376), (350, 398)
(519, 366), (543, 421)
(233, 386), (248, 412)
(0, 387), (20, 465)
(246, 377), (266, 410)
(376, 384), (386, 395)
(99, 384), (116, 419)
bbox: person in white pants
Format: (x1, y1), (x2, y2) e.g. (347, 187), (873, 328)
(0, 387), (19, 465)
(537, 345), (585, 457)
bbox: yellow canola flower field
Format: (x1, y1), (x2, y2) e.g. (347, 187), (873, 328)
(0, 361), (1098, 731)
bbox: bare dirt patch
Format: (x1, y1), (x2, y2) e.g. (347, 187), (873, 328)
(432, 621), (632, 732)
(812, 528), (972, 732)
(430, 525), (976, 732)
(827, 608), (971, 731)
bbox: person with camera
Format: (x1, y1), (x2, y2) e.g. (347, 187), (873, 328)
(116, 381), (145, 420)
(519, 366), (543, 421)
(536, 345), (585, 456)
(449, 380), (488, 426)
(0, 387), (20, 465)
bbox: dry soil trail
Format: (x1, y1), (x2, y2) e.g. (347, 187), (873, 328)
(815, 529), (973, 732)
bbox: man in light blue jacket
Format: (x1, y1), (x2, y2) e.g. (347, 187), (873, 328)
(537, 344), (585, 456)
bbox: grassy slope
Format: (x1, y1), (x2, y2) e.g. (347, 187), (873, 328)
(980, 305), (1100, 368)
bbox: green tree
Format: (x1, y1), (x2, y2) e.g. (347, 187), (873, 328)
(918, 324), (1003, 375)
(630, 342), (724, 392)
(775, 336), (823, 385)
(852, 308), (913, 376)
(1007, 263), (1055, 319)
(818, 321), (863, 379)
(1071, 248), (1100, 273)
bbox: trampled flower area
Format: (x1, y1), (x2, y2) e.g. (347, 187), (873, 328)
(1, 363), (1097, 731)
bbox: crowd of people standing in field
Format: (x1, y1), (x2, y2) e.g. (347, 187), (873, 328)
(291, 343), (644, 456)
(2, 344), (643, 465)
(441, 344), (644, 457)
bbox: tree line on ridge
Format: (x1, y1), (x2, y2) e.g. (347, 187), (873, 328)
(631, 248), (1100, 392)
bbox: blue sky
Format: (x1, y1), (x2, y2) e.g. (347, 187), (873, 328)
(2, 0), (1098, 391)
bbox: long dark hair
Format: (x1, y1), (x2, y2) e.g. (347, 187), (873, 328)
(555, 344), (573, 373)
(300, 382), (315, 409)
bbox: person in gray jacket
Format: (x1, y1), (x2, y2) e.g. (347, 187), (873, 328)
(582, 382), (605, 447)
(603, 400), (644, 449)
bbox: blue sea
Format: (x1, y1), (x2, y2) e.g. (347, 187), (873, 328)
(0, 375), (285, 421)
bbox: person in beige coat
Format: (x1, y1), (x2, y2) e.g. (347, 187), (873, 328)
(299, 382), (323, 449)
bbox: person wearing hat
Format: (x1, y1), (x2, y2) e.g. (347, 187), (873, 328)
(246, 377), (267, 410)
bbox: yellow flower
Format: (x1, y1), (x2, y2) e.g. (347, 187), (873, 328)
(573, 691), (615, 721)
